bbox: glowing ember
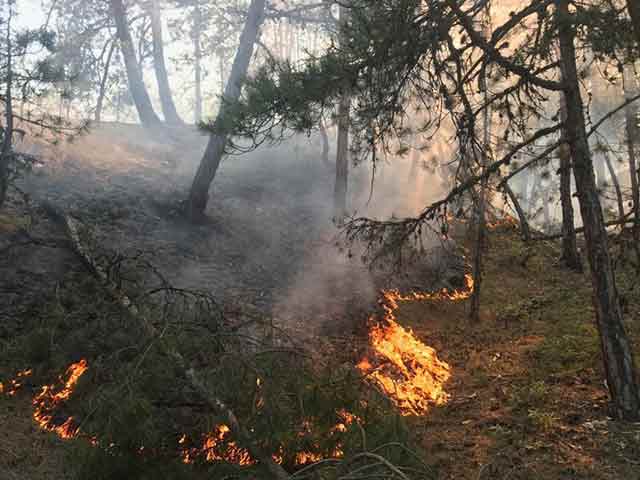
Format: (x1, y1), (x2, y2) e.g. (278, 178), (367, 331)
(180, 425), (254, 465)
(179, 409), (361, 466)
(487, 214), (519, 229)
(0, 368), (33, 396)
(32, 359), (88, 439)
(358, 275), (473, 415)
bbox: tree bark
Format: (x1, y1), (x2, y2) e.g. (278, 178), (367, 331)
(334, 4), (351, 224)
(95, 38), (117, 123)
(149, 0), (183, 124)
(528, 170), (541, 217)
(319, 117), (330, 168)
(502, 181), (532, 241)
(469, 2), (492, 323)
(542, 182), (551, 229)
(110, 0), (161, 127)
(558, 77), (582, 271)
(627, 0), (640, 48)
(595, 156), (607, 190)
(558, 0), (640, 421)
(602, 152), (625, 223)
(520, 166), (530, 209)
(185, 0), (266, 221)
(193, 0), (203, 124)
(0, 5), (13, 210)
(334, 96), (350, 222)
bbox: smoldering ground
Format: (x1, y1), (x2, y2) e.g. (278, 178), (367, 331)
(12, 122), (462, 340)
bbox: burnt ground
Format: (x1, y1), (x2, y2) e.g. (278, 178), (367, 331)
(2, 123), (462, 342)
(3, 125), (375, 338)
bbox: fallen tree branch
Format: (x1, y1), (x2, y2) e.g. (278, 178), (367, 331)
(41, 201), (291, 480)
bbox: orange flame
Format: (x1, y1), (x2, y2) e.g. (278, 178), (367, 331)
(487, 214), (518, 229)
(358, 275), (474, 415)
(0, 368), (33, 396)
(32, 359), (88, 439)
(180, 425), (254, 465)
(179, 409), (362, 466)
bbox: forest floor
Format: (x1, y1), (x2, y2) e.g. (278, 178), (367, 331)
(401, 226), (640, 479)
(1, 126), (640, 479)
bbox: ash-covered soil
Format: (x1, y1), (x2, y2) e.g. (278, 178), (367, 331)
(3, 123), (462, 340)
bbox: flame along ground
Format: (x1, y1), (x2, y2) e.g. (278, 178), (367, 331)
(357, 274), (474, 416)
(1, 274), (473, 465)
(1, 359), (361, 466)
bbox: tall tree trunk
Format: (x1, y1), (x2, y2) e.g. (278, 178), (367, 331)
(528, 169), (541, 216)
(602, 152), (625, 223)
(520, 166), (530, 210)
(558, 0), (640, 421)
(469, 2), (491, 323)
(623, 66), (640, 263)
(193, 0), (203, 124)
(0, 5), (13, 210)
(149, 0), (183, 124)
(558, 82), (582, 270)
(595, 156), (607, 190)
(319, 117), (330, 168)
(185, 0), (266, 221)
(95, 38), (117, 123)
(542, 182), (551, 229)
(110, 0), (161, 127)
(334, 4), (351, 223)
(627, 0), (640, 48)
(334, 96), (350, 222)
(219, 49), (225, 98)
(503, 181), (531, 241)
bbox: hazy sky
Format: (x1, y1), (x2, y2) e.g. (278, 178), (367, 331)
(16, 0), (46, 29)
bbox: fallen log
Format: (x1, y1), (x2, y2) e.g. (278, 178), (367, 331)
(41, 201), (290, 480)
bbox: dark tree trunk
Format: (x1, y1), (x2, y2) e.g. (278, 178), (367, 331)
(558, 0), (640, 421)
(0, 6), (13, 210)
(334, 4), (351, 224)
(627, 0), (640, 48)
(110, 0), (161, 127)
(185, 0), (266, 221)
(558, 86), (582, 270)
(334, 96), (350, 222)
(193, 1), (203, 124)
(149, 0), (183, 124)
(469, 2), (492, 323)
(95, 38), (117, 123)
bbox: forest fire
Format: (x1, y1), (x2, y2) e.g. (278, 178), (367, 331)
(3, 359), (359, 467)
(32, 359), (89, 439)
(487, 214), (518, 230)
(0, 361), (88, 440)
(0, 368), (32, 396)
(358, 275), (474, 415)
(180, 425), (254, 465)
(179, 409), (361, 466)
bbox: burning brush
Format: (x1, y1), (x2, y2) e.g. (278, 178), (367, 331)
(358, 275), (474, 415)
